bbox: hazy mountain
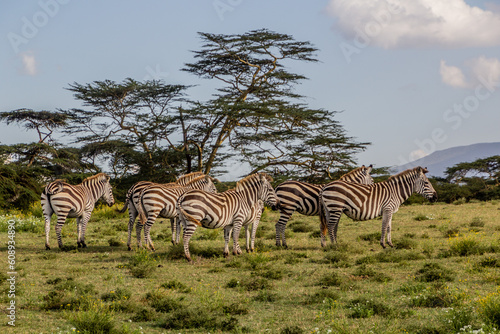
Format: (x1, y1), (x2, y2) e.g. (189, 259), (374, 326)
(393, 142), (500, 177)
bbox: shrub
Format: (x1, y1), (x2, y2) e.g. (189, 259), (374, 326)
(324, 251), (348, 264)
(317, 272), (343, 287)
(347, 297), (392, 318)
(414, 263), (454, 282)
(222, 302), (249, 315)
(453, 198), (467, 205)
(158, 308), (239, 331)
(414, 214), (430, 221)
(470, 217), (485, 227)
(160, 280), (190, 293)
(394, 237), (417, 249)
(443, 305), (477, 332)
(449, 235), (486, 257)
(304, 289), (339, 305)
(245, 253), (270, 270)
(478, 292), (500, 328)
(254, 290), (279, 302)
(290, 221), (314, 233)
(107, 237), (122, 247)
(128, 249), (158, 278)
(241, 277), (272, 291)
(281, 325), (304, 334)
(67, 300), (115, 334)
(353, 264), (392, 282)
(409, 285), (460, 308)
(131, 306), (156, 322)
(145, 290), (182, 313)
(358, 232), (381, 243)
(101, 288), (131, 302)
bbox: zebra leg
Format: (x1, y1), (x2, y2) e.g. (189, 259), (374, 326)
(127, 203), (138, 251)
(326, 211), (342, 244)
(231, 221), (243, 255)
(275, 208), (293, 248)
(43, 207), (53, 250)
(381, 210), (394, 248)
(319, 206), (328, 248)
(76, 217), (82, 248)
(79, 212), (92, 248)
(144, 211), (160, 251)
(223, 226), (232, 258)
(245, 225), (251, 253)
(55, 215), (68, 249)
(170, 218), (176, 245)
(136, 221), (143, 249)
(250, 205), (263, 252)
(175, 218), (182, 244)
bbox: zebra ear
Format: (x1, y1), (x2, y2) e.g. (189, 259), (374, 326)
(366, 164), (373, 173)
(423, 167), (429, 174)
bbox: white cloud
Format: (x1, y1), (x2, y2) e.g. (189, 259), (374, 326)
(21, 52), (37, 76)
(439, 60), (469, 88)
(326, 0), (500, 49)
(409, 149), (427, 162)
(440, 56), (500, 89)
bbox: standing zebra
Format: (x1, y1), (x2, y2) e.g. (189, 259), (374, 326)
(223, 193), (264, 256)
(41, 173), (115, 250)
(177, 173), (279, 262)
(135, 175), (217, 251)
(275, 165), (374, 248)
(118, 172), (205, 250)
(320, 166), (437, 248)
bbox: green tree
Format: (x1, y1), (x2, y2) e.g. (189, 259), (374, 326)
(64, 79), (191, 180)
(183, 29), (368, 180)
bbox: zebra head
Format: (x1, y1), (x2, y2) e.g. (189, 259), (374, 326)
(258, 173), (279, 209)
(102, 175), (115, 206)
(203, 175), (218, 193)
(340, 164), (374, 185)
(414, 167), (438, 202)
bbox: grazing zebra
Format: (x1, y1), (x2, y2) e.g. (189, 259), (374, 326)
(41, 173), (115, 250)
(275, 165), (374, 248)
(320, 166), (437, 248)
(177, 173), (279, 262)
(135, 175), (217, 251)
(118, 172), (205, 250)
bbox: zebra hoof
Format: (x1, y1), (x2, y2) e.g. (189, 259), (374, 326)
(77, 243), (82, 248)
(82, 243), (87, 248)
(380, 243), (386, 249)
(45, 245), (51, 250)
(388, 243), (394, 248)
(127, 246), (132, 251)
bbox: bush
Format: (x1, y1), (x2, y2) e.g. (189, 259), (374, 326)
(470, 217), (485, 227)
(128, 249), (158, 278)
(254, 290), (279, 302)
(67, 301), (115, 334)
(449, 235), (486, 257)
(146, 290), (182, 313)
(281, 325), (304, 334)
(414, 214), (430, 221)
(101, 288), (131, 302)
(160, 280), (190, 293)
(348, 297), (392, 318)
(107, 237), (122, 247)
(414, 263), (454, 282)
(317, 272), (343, 287)
(479, 292), (500, 328)
(158, 308), (239, 331)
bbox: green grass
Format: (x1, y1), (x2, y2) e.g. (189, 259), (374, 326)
(2, 201), (500, 333)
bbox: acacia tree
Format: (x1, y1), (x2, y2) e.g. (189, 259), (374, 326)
(183, 29), (368, 180)
(64, 79), (192, 180)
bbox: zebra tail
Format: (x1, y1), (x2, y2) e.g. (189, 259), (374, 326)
(116, 198), (129, 213)
(137, 195), (147, 225)
(46, 181), (64, 196)
(319, 199), (328, 236)
(177, 205), (202, 227)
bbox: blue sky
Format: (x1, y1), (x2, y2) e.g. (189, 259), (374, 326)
(1, 0), (500, 178)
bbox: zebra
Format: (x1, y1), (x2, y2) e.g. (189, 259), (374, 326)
(134, 175), (217, 251)
(274, 165), (374, 248)
(41, 173), (115, 250)
(223, 192), (264, 256)
(176, 173), (279, 262)
(320, 166), (437, 248)
(118, 172), (205, 250)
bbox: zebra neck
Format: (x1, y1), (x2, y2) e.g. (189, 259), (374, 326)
(383, 172), (418, 202)
(82, 180), (105, 202)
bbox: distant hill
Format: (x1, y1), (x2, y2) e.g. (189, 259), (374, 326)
(393, 142), (500, 177)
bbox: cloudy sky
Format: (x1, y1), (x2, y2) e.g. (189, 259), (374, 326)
(1, 0), (500, 177)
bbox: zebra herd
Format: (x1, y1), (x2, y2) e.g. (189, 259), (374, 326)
(41, 165), (437, 261)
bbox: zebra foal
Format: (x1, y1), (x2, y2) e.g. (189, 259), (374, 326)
(41, 173), (115, 250)
(135, 175), (217, 251)
(275, 165), (374, 248)
(320, 166), (437, 248)
(177, 173), (279, 262)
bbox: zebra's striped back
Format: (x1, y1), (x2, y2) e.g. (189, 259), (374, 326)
(274, 165), (373, 247)
(177, 173), (278, 261)
(41, 173), (114, 249)
(320, 166), (437, 247)
(135, 175), (217, 251)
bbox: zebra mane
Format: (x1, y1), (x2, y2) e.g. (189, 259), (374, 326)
(236, 173), (272, 191)
(387, 167), (424, 181)
(184, 175), (210, 186)
(340, 165), (367, 179)
(176, 172), (205, 184)
(82, 173), (109, 184)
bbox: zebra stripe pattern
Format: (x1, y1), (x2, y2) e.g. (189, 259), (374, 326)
(41, 173), (115, 250)
(121, 172), (205, 250)
(135, 175), (217, 251)
(177, 173), (279, 262)
(320, 166), (437, 248)
(275, 165), (374, 248)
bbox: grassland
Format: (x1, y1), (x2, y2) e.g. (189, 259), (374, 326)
(1, 201), (500, 334)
